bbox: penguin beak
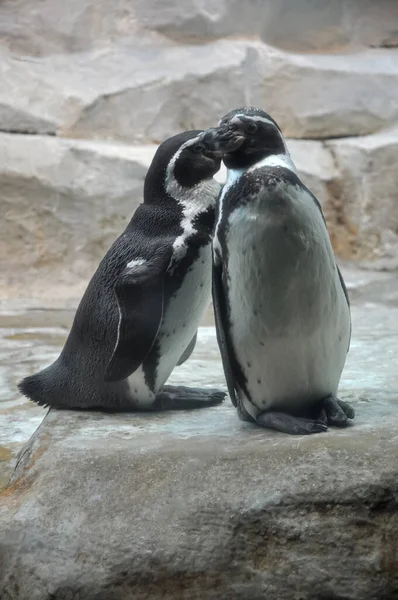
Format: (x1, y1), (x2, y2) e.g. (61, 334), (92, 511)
(202, 126), (245, 155)
(200, 128), (225, 157)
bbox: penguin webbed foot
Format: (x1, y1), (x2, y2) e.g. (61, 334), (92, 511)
(322, 395), (355, 427)
(256, 411), (328, 435)
(153, 385), (226, 411)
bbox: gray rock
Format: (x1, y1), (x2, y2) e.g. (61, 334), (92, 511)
(0, 42), (251, 141)
(0, 133), (342, 297)
(0, 133), (153, 296)
(287, 138), (338, 207)
(1, 130), (397, 299)
(1, 371), (397, 598)
(2, 0), (397, 55)
(326, 129), (398, 260)
(0, 0), (164, 56)
(253, 45), (398, 139)
(2, 42), (398, 141)
(1, 280), (398, 599)
(135, 0), (398, 52)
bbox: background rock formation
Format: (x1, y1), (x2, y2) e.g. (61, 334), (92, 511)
(0, 0), (397, 292)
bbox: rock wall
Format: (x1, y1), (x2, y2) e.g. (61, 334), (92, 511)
(0, 0), (397, 295)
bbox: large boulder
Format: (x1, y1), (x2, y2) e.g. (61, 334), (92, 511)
(1, 0), (397, 55)
(326, 130), (398, 260)
(1, 282), (398, 599)
(0, 133), (153, 297)
(1, 42), (398, 141)
(0, 133), (342, 297)
(1, 130), (396, 299)
(134, 0), (398, 52)
(0, 0), (157, 56)
(0, 42), (251, 141)
(1, 384), (397, 597)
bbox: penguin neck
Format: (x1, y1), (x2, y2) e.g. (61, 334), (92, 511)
(164, 163), (221, 215)
(143, 163), (178, 208)
(226, 151), (297, 185)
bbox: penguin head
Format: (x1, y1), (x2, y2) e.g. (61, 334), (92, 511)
(203, 107), (287, 170)
(144, 131), (222, 204)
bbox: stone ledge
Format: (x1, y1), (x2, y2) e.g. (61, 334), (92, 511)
(2, 41), (398, 141)
(1, 390), (397, 600)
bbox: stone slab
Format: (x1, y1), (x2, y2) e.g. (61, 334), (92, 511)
(1, 291), (398, 599)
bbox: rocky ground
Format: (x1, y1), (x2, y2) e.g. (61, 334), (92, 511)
(0, 268), (397, 599)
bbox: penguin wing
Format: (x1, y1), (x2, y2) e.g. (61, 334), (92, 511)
(176, 332), (198, 366)
(337, 265), (351, 353)
(105, 248), (172, 382)
(212, 255), (238, 407)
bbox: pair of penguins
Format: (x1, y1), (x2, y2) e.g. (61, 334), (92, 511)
(19, 107), (355, 435)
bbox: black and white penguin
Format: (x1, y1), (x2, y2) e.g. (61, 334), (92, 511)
(19, 131), (226, 411)
(203, 107), (355, 434)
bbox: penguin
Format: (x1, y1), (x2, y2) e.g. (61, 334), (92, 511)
(202, 107), (355, 435)
(18, 130), (226, 411)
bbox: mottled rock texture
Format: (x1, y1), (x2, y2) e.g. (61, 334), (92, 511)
(0, 0), (397, 274)
(0, 394), (397, 600)
(1, 133), (396, 297)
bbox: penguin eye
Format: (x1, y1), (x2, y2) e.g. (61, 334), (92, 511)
(246, 122), (258, 135)
(191, 144), (205, 154)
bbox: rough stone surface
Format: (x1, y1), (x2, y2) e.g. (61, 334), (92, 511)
(1, 270), (398, 599)
(133, 0), (398, 52)
(2, 42), (398, 141)
(2, 131), (397, 298)
(0, 42), (251, 141)
(0, 134), (337, 296)
(326, 130), (398, 260)
(1, 0), (397, 55)
(0, 398), (397, 599)
(0, 133), (155, 296)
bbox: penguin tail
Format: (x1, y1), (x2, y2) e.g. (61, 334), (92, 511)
(18, 364), (60, 408)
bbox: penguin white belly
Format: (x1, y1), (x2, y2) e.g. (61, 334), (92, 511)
(226, 195), (350, 417)
(155, 245), (212, 388)
(127, 245), (212, 406)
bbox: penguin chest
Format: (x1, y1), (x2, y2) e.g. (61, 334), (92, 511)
(154, 245), (213, 389)
(224, 204), (350, 415)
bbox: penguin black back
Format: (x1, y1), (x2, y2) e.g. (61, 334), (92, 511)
(18, 131), (224, 411)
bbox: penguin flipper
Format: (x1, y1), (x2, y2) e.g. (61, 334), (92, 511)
(212, 257), (238, 407)
(105, 251), (171, 382)
(176, 332), (197, 366)
(336, 264), (351, 353)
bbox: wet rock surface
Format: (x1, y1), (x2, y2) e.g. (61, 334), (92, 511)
(0, 268), (397, 600)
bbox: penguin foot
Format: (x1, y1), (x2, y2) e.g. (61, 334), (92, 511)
(256, 411), (328, 435)
(153, 385), (226, 411)
(323, 395), (355, 427)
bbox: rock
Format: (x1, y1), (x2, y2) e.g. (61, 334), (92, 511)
(287, 139), (338, 207)
(326, 129), (398, 260)
(0, 42), (252, 141)
(1, 300), (398, 600)
(2, 42), (398, 141)
(1, 130), (396, 299)
(0, 0), (159, 57)
(0, 133), (155, 297)
(2, 0), (397, 55)
(253, 45), (398, 139)
(0, 133), (340, 297)
(134, 0), (398, 52)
